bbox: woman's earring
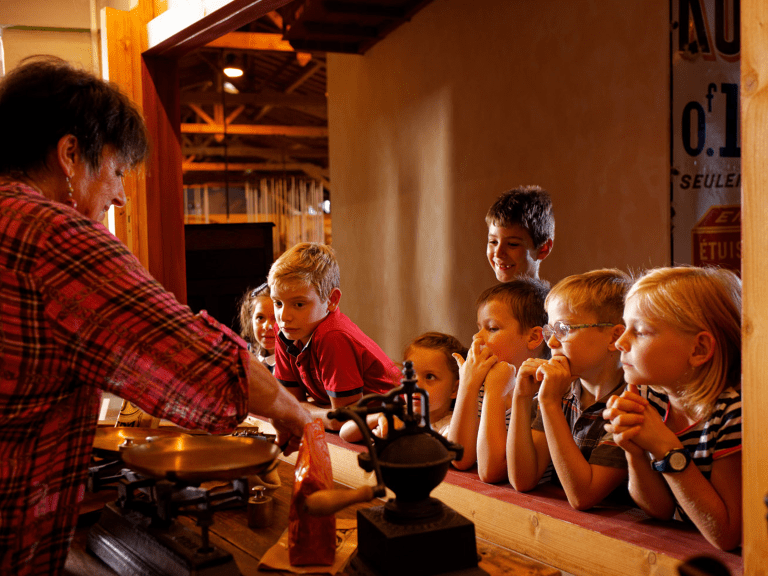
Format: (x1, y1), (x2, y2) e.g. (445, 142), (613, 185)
(65, 177), (78, 209)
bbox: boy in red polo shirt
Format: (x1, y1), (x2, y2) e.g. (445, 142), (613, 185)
(269, 242), (399, 430)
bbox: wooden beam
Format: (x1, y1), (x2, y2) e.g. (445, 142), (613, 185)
(296, 163), (331, 190)
(182, 161), (327, 177)
(182, 161), (330, 189)
(181, 123), (328, 137)
(181, 90), (328, 120)
(742, 0), (768, 573)
(205, 31), (294, 51)
(286, 60), (324, 93)
(226, 105), (246, 124)
(179, 91), (326, 107)
(189, 103), (215, 125)
(103, 6), (148, 267)
(253, 60), (324, 122)
(146, 0), (295, 58)
(181, 145), (327, 158)
(265, 10), (282, 29)
(142, 55), (187, 303)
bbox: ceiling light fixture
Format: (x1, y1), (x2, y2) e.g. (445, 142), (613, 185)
(223, 66), (243, 78)
(223, 53), (243, 78)
(223, 81), (239, 94)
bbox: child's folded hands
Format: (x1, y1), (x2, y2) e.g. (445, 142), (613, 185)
(603, 385), (680, 456)
(536, 356), (575, 405)
(513, 358), (548, 398)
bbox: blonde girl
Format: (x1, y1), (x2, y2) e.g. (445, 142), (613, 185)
(238, 283), (276, 372)
(339, 332), (467, 442)
(603, 266), (741, 550)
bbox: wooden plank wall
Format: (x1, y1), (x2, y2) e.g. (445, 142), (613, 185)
(103, 6), (150, 269)
(741, 0), (768, 574)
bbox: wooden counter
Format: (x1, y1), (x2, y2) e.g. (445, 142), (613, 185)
(64, 459), (561, 576)
(283, 427), (743, 576)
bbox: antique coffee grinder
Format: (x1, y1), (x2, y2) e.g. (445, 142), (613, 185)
(305, 361), (487, 576)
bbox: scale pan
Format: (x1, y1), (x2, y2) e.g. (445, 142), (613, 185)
(92, 427), (190, 458)
(122, 435), (280, 482)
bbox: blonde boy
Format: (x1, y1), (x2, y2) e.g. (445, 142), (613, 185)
(448, 279), (548, 482)
(507, 269), (631, 509)
(486, 186), (555, 282)
(268, 243), (398, 430)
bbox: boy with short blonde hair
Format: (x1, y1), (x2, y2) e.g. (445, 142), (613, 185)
(448, 278), (549, 482)
(486, 186), (555, 282)
(507, 269), (631, 509)
(269, 243), (398, 430)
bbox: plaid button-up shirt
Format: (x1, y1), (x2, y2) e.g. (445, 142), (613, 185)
(0, 181), (250, 575)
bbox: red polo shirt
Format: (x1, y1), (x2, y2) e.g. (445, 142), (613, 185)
(274, 309), (398, 403)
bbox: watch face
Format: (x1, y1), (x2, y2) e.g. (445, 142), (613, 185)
(669, 451), (688, 471)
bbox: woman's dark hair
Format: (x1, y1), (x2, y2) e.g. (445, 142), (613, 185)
(0, 56), (149, 175)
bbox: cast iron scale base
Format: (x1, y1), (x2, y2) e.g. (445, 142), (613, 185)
(87, 500), (240, 576)
(85, 431), (279, 576)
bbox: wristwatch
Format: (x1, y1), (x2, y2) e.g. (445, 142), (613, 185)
(651, 448), (691, 473)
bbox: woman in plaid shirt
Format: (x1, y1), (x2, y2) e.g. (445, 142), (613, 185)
(0, 57), (311, 575)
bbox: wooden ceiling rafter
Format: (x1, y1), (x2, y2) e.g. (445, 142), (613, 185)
(182, 145), (327, 158)
(179, 1), (438, 196)
(181, 123), (328, 137)
(182, 161), (328, 176)
(253, 59), (322, 121)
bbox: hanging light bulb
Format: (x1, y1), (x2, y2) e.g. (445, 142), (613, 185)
(223, 53), (243, 78)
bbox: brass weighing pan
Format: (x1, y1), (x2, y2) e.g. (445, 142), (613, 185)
(92, 427), (190, 458)
(122, 435), (280, 482)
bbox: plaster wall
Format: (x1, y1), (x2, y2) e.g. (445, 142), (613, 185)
(328, 0), (670, 358)
(0, 0), (99, 74)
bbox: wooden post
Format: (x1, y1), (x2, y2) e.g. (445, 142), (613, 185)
(741, 0), (768, 573)
(141, 54), (187, 302)
(103, 6), (150, 269)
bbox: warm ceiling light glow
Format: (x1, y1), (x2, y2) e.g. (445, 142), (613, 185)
(223, 66), (243, 78)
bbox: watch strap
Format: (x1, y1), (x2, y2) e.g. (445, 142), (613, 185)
(651, 448), (691, 473)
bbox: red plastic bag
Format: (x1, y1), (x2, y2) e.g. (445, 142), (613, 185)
(289, 419), (336, 566)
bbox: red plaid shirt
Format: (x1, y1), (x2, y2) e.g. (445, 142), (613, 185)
(0, 181), (250, 575)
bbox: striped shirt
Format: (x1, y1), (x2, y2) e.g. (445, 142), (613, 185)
(0, 181), (251, 575)
(644, 386), (742, 479)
